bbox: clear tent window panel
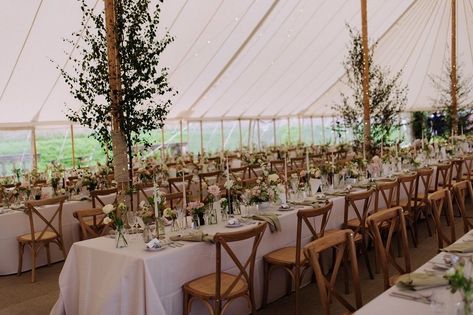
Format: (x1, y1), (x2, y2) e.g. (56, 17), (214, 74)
(202, 121), (222, 154)
(222, 120), (239, 151)
(72, 127), (107, 168)
(0, 129), (32, 176)
(259, 119), (274, 148)
(187, 122), (201, 154)
(36, 126), (73, 171)
(275, 119), (289, 145)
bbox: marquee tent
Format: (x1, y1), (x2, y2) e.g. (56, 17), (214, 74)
(0, 0), (472, 128)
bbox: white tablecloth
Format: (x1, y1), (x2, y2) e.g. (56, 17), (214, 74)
(51, 195), (356, 315)
(0, 193), (119, 275)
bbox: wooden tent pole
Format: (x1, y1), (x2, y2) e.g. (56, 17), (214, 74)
(451, 0), (458, 135)
(200, 120), (204, 155)
(70, 124), (76, 168)
(272, 118), (277, 146)
(179, 120), (183, 154)
(298, 116), (302, 143)
(160, 128), (165, 160)
(32, 127), (38, 169)
(287, 117), (291, 144)
(220, 120), (224, 151)
(257, 119), (261, 150)
(361, 0), (371, 157)
(322, 116), (326, 144)
(238, 119), (243, 150)
(310, 116), (314, 144)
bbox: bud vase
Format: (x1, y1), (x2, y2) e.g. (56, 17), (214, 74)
(115, 226), (128, 248)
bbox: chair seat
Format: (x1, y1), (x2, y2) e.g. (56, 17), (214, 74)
(264, 246), (307, 266)
(18, 230), (58, 242)
(184, 272), (248, 299)
(346, 218), (367, 229)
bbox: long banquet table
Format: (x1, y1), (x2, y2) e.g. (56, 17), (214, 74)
(50, 192), (367, 315)
(356, 230), (472, 314)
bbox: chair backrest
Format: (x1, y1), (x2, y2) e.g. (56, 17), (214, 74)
(453, 180), (473, 234)
(451, 158), (464, 182)
(343, 188), (375, 234)
(290, 157), (305, 170)
(433, 163), (452, 191)
(135, 182), (154, 209)
(198, 171), (222, 202)
(270, 160), (285, 174)
(463, 155), (473, 181)
(295, 201), (334, 269)
(247, 164), (260, 178)
(91, 188), (118, 208)
(168, 174), (193, 193)
(367, 207), (411, 290)
(25, 196), (67, 244)
(73, 208), (111, 240)
(395, 172), (417, 211)
(165, 191), (189, 210)
(229, 166), (248, 181)
(414, 167), (433, 208)
(374, 179), (398, 211)
(304, 229), (362, 315)
(428, 189), (456, 249)
(214, 223), (267, 306)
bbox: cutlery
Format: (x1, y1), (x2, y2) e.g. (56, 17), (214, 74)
(389, 291), (431, 304)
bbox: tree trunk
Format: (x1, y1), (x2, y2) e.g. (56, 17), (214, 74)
(104, 0), (129, 199)
(450, 0), (458, 135)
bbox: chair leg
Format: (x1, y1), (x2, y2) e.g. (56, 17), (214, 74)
(17, 243), (24, 276)
(31, 247), (36, 283)
(360, 237), (374, 279)
(183, 290), (189, 315)
(46, 243), (51, 266)
(262, 260), (270, 308)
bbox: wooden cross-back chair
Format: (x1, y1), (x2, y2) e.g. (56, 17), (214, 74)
(413, 167), (434, 239)
(343, 188), (375, 279)
(18, 196), (67, 282)
(262, 201), (334, 315)
(368, 207), (411, 290)
(335, 150), (348, 160)
(207, 156), (221, 166)
(247, 164), (260, 178)
(429, 189), (456, 250)
(451, 158), (464, 185)
(396, 172), (418, 247)
(304, 229), (362, 315)
(374, 179), (398, 212)
(135, 182), (154, 209)
(462, 155), (473, 181)
(430, 163), (452, 193)
(91, 188), (118, 208)
(270, 160), (285, 174)
(73, 208), (111, 240)
(229, 166), (248, 181)
(165, 191), (190, 211)
(168, 174), (193, 194)
(199, 171), (222, 202)
(453, 180), (473, 234)
(182, 222), (267, 315)
(290, 157), (305, 171)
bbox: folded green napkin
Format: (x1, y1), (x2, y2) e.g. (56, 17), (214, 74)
(442, 242), (473, 253)
(396, 273), (448, 290)
(290, 200), (317, 206)
(169, 231), (213, 243)
(325, 191), (348, 197)
(251, 214), (281, 233)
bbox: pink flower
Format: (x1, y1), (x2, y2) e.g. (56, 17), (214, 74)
(207, 185), (221, 197)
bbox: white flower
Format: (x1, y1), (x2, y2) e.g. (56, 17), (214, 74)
(103, 217), (112, 225)
(446, 267), (456, 277)
(139, 200), (146, 209)
(102, 204), (115, 214)
(224, 180), (234, 190)
(268, 174), (279, 183)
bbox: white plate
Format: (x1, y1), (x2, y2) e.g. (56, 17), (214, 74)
(225, 223), (243, 228)
(145, 246), (166, 252)
(278, 206), (294, 211)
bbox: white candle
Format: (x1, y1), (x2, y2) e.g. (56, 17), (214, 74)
(226, 157), (230, 178)
(421, 130), (424, 149)
(395, 141), (399, 159)
(284, 154), (288, 201)
(182, 173), (186, 207)
(306, 148), (310, 173)
(153, 178), (159, 218)
(381, 140), (384, 157)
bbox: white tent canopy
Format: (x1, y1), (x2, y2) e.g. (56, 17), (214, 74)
(0, 0), (472, 127)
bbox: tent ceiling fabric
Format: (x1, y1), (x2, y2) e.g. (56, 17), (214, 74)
(0, 0), (472, 126)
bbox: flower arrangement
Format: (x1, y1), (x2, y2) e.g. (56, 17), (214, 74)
(137, 200), (154, 225)
(187, 201), (206, 215)
(206, 184), (221, 203)
(308, 167), (321, 178)
(445, 256), (473, 315)
(163, 207), (177, 220)
(136, 167), (153, 183)
(103, 202), (128, 248)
